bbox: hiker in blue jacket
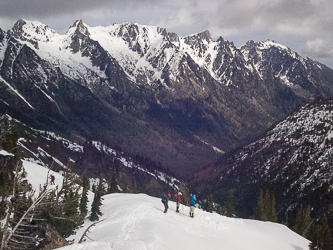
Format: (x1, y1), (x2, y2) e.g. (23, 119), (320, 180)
(161, 194), (170, 213)
(189, 194), (196, 218)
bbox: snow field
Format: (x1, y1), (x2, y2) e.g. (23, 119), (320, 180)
(62, 193), (309, 250)
(21, 160), (310, 250)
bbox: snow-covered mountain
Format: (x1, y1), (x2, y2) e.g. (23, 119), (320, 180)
(192, 96), (333, 226)
(1, 19), (333, 174)
(20, 160), (309, 250)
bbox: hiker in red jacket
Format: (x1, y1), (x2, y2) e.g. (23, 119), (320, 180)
(50, 174), (55, 185)
(176, 192), (182, 213)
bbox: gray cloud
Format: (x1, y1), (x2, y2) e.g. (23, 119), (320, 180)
(0, 0), (332, 68)
(0, 0), (143, 18)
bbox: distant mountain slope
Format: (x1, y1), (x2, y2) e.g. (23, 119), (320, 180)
(0, 115), (180, 197)
(192, 96), (333, 222)
(1, 19), (333, 175)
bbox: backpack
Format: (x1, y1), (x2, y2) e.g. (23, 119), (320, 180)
(190, 195), (196, 206)
(161, 195), (167, 203)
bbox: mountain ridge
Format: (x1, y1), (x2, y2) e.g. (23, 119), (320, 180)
(1, 19), (333, 175)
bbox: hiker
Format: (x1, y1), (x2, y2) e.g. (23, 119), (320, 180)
(50, 174), (55, 185)
(189, 194), (196, 218)
(161, 194), (170, 213)
(176, 192), (182, 213)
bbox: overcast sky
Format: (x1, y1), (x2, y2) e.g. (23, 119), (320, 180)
(0, 0), (332, 68)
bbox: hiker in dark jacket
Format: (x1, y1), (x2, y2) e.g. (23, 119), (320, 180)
(161, 194), (170, 213)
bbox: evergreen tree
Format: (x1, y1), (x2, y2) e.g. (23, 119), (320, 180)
(264, 189), (271, 221)
(309, 216), (332, 250)
(292, 204), (312, 236)
(40, 188), (58, 224)
(39, 161), (83, 238)
(59, 162), (82, 236)
(319, 216), (333, 250)
(267, 193), (277, 222)
(255, 189), (265, 221)
(0, 166), (12, 220)
(271, 195), (278, 222)
(90, 176), (104, 221)
(79, 175), (90, 216)
(255, 189), (277, 222)
(0, 115), (19, 222)
(108, 170), (118, 194)
(308, 224), (318, 250)
(224, 189), (236, 217)
(0, 115), (19, 153)
(206, 194), (214, 213)
(282, 212), (289, 227)
(11, 166), (33, 224)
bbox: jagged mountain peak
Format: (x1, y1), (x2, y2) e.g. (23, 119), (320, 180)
(103, 21), (167, 43)
(84, 21), (168, 59)
(166, 32), (179, 43)
(114, 21), (166, 35)
(71, 19), (85, 28)
(11, 19), (26, 32)
(257, 39), (291, 52)
(216, 36), (237, 50)
(241, 39), (291, 54)
(11, 19), (57, 39)
(0, 28), (7, 44)
(183, 30), (212, 45)
(216, 36), (225, 43)
(67, 19), (90, 37)
(8, 19), (58, 49)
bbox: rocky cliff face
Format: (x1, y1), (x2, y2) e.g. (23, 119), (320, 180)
(0, 19), (333, 175)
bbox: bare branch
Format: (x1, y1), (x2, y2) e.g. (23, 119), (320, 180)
(78, 219), (105, 243)
(52, 216), (76, 222)
(12, 234), (41, 240)
(8, 238), (36, 245)
(27, 218), (47, 221)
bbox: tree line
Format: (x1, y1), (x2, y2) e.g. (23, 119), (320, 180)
(201, 188), (332, 250)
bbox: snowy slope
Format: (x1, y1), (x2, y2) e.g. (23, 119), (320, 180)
(22, 159), (95, 213)
(22, 160), (64, 192)
(20, 153), (310, 250)
(60, 193), (308, 250)
(19, 158), (310, 250)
